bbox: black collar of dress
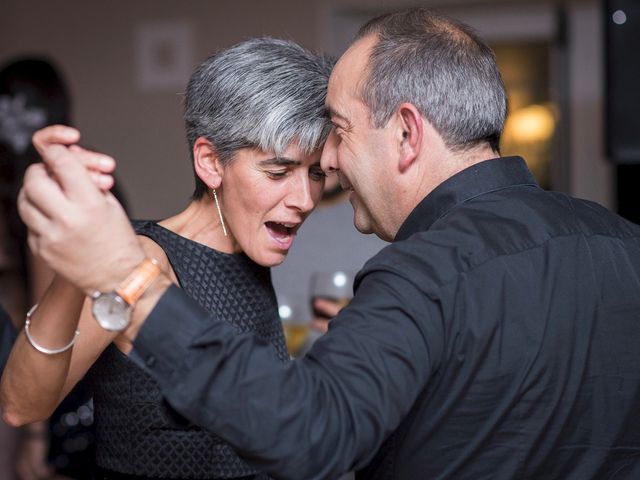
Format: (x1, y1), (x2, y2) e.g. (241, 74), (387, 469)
(395, 156), (539, 242)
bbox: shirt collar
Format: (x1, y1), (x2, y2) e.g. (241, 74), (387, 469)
(395, 156), (538, 242)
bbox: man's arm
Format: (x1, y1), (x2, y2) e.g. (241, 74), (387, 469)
(128, 267), (441, 479)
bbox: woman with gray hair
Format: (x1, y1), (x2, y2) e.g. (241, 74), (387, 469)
(1, 38), (332, 479)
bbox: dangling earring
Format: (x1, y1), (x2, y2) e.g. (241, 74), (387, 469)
(212, 188), (228, 237)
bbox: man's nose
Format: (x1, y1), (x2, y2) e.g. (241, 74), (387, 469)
(320, 129), (339, 173)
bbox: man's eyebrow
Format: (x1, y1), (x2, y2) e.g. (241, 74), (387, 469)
(259, 157), (301, 166)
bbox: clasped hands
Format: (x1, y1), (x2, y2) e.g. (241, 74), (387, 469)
(19, 125), (146, 297)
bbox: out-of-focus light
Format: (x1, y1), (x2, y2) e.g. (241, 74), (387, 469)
(503, 104), (556, 145)
(279, 304), (292, 319)
(613, 10), (627, 25)
(63, 412), (79, 427)
(333, 272), (348, 288)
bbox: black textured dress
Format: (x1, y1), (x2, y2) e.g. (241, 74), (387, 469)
(89, 221), (289, 480)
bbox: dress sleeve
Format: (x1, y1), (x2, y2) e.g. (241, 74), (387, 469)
(130, 266), (443, 480)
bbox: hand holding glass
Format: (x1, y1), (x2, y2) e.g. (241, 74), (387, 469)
(309, 271), (354, 320)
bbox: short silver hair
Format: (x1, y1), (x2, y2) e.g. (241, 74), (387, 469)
(355, 9), (507, 153)
(184, 38), (333, 198)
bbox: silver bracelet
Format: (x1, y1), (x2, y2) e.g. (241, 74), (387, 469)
(24, 304), (80, 355)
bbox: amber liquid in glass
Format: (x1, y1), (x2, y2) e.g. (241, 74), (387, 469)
(283, 322), (310, 356)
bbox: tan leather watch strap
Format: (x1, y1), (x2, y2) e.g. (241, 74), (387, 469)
(116, 258), (161, 306)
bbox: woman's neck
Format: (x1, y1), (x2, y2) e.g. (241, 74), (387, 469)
(158, 196), (240, 254)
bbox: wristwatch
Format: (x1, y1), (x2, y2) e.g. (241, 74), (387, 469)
(91, 258), (161, 331)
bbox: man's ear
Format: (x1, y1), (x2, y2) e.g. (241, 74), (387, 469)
(397, 103), (423, 173)
(193, 137), (224, 189)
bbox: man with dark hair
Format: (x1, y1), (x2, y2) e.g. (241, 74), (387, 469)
(12, 9), (640, 480)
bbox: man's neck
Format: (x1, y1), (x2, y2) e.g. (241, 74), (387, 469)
(391, 144), (499, 239)
(430, 144), (498, 193)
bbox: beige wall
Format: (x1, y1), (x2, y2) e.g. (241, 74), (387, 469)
(1, 0), (325, 218)
(1, 0), (610, 218)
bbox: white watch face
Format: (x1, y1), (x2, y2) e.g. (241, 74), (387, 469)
(92, 292), (131, 331)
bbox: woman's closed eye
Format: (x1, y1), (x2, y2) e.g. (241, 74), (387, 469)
(309, 167), (326, 181)
(266, 170), (288, 179)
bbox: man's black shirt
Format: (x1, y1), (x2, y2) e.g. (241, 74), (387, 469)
(132, 156), (640, 479)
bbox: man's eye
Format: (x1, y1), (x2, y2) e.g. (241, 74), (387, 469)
(267, 171), (287, 179)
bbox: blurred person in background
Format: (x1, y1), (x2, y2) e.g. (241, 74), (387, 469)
(0, 57), (69, 329)
(1, 304), (15, 375)
(0, 56), (99, 480)
(0, 305), (18, 476)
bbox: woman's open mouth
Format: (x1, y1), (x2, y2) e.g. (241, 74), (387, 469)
(265, 221), (298, 250)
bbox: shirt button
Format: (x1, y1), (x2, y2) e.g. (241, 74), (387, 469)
(146, 355), (156, 367)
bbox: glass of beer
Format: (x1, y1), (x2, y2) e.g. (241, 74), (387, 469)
(309, 271), (355, 321)
(278, 297), (309, 357)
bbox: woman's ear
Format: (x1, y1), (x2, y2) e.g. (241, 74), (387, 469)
(397, 103), (423, 173)
(193, 137), (224, 189)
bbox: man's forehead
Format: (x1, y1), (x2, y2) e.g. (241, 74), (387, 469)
(327, 35), (377, 108)
(332, 35), (376, 81)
